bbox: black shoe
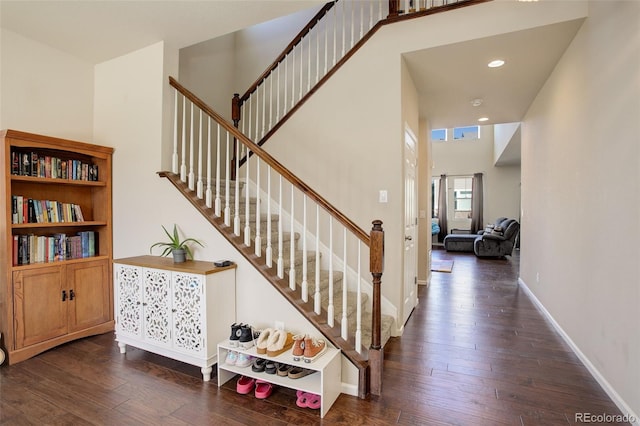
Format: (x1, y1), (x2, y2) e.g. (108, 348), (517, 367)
(229, 323), (242, 347)
(238, 324), (255, 349)
(252, 358), (267, 373)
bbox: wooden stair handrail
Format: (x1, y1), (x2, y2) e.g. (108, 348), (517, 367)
(234, 0), (491, 154)
(170, 76), (370, 246)
(238, 1), (337, 104)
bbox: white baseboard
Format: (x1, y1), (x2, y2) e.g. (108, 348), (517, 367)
(417, 279), (428, 286)
(518, 278), (639, 425)
(341, 382), (358, 397)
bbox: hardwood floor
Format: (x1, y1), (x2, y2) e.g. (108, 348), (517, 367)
(0, 250), (626, 425)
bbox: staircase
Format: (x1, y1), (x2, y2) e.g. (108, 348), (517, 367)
(162, 0), (488, 397)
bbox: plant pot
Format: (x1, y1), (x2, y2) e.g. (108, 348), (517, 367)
(172, 249), (187, 263)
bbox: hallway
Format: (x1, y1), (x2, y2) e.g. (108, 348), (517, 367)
(375, 250), (626, 424)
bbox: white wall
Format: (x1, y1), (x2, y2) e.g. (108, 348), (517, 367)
(0, 28), (94, 141)
(432, 125), (521, 231)
(520, 0), (639, 418)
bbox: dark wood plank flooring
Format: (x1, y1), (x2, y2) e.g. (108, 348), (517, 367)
(1, 250), (626, 425)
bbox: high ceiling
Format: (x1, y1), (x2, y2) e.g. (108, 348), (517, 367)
(0, 0), (324, 64)
(1, 1), (583, 142)
(403, 18), (584, 129)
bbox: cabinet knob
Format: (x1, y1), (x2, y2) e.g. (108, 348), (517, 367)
(69, 289), (75, 300)
(62, 290), (67, 302)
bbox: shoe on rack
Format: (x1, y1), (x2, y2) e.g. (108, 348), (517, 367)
(276, 363), (293, 377)
(254, 380), (273, 399)
(287, 366), (314, 379)
(265, 361), (278, 374)
(291, 334), (306, 362)
(256, 328), (275, 354)
(236, 376), (255, 394)
(266, 330), (295, 357)
(238, 324), (255, 349)
(229, 323), (242, 347)
(251, 358), (267, 373)
(296, 392), (320, 409)
(303, 336), (327, 363)
(225, 350), (239, 366)
(236, 352), (253, 368)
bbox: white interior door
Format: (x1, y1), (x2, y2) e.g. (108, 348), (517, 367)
(403, 129), (418, 326)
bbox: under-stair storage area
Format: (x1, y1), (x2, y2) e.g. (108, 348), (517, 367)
(113, 255), (236, 381)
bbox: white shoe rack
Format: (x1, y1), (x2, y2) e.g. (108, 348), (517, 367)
(217, 341), (341, 418)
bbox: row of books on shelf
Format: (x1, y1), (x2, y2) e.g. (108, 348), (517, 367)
(11, 195), (85, 224)
(13, 231), (97, 266)
(11, 149), (99, 181)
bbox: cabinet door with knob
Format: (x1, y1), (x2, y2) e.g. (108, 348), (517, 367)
(13, 259), (112, 350)
(13, 266), (67, 349)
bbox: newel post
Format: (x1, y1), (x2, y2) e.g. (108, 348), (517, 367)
(388, 0), (399, 17)
(369, 219), (384, 396)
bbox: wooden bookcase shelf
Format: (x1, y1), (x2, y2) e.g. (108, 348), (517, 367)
(0, 129), (115, 365)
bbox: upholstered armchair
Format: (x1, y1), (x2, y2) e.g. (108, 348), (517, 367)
(474, 218), (519, 257)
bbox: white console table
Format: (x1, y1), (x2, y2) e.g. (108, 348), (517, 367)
(113, 256), (236, 381)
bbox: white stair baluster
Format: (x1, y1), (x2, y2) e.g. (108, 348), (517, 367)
(247, 97), (252, 146)
(255, 86), (260, 142)
(289, 186), (296, 291)
(351, 0), (355, 49)
(327, 216), (334, 328)
(205, 117), (212, 209)
(324, 16), (328, 75)
(244, 149), (251, 247)
(215, 123), (221, 215)
(333, 4), (337, 66)
(172, 90), (179, 174)
(340, 0), (347, 57)
(266, 167), (273, 267)
(284, 53), (288, 116)
(224, 132), (231, 226)
(256, 79), (267, 142)
(234, 139), (241, 236)
(277, 175), (284, 278)
(291, 47), (295, 110)
(314, 205), (321, 315)
(341, 228), (348, 340)
(355, 240), (362, 353)
(188, 102), (195, 190)
(360, 2), (364, 39)
(299, 43), (303, 102)
(255, 158), (261, 257)
(197, 110), (203, 199)
(301, 195), (308, 302)
(180, 97), (187, 182)
(269, 71), (274, 134)
(316, 23), (320, 84)
(307, 32), (311, 92)
(276, 65), (281, 122)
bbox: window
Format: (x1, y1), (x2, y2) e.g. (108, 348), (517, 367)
(431, 128), (447, 141)
(453, 126), (480, 140)
(453, 177), (473, 219)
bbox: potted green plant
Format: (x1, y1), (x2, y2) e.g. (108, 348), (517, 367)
(150, 224), (204, 263)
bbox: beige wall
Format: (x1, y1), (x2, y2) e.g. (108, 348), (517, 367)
(520, 0), (639, 418)
(0, 28), (94, 141)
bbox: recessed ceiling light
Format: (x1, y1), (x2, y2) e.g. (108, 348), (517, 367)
(471, 98), (483, 107)
(488, 59), (505, 68)
(478, 117), (489, 122)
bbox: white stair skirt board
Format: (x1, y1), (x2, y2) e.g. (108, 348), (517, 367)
(518, 278), (639, 426)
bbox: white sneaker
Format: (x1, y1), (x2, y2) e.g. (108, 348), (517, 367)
(225, 350), (238, 365)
